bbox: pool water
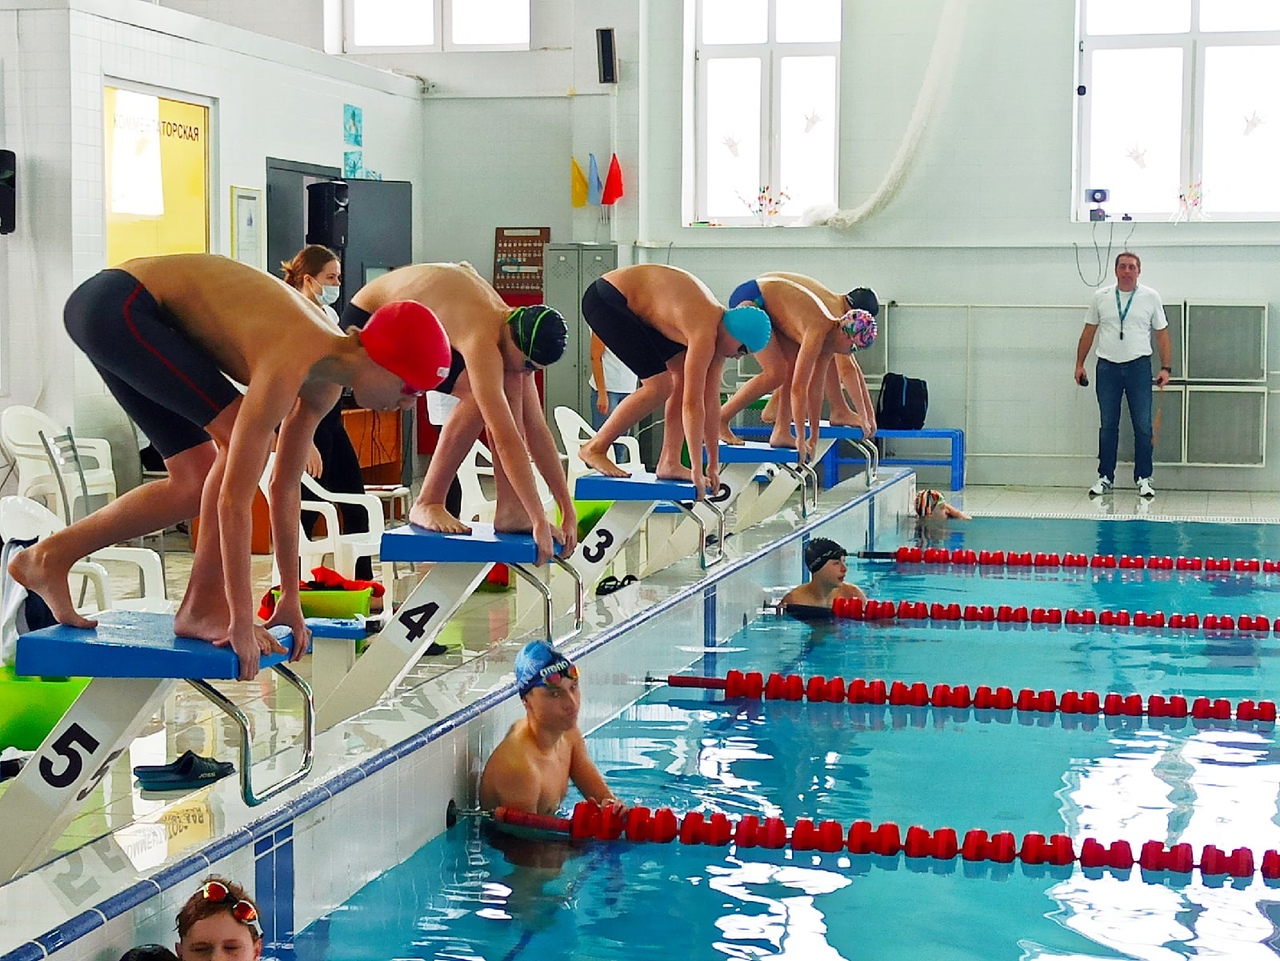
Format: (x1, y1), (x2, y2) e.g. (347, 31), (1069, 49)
(294, 518), (1280, 961)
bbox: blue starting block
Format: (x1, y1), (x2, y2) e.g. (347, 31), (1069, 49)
(573, 472), (726, 585)
(0, 611), (315, 882)
(732, 423), (879, 489)
(717, 440), (826, 520)
(316, 523), (583, 730)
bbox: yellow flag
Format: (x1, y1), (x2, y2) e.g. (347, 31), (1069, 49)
(571, 157), (589, 208)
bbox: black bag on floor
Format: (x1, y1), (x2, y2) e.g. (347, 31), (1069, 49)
(877, 372), (928, 429)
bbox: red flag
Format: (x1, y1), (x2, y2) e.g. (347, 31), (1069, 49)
(601, 153), (624, 205)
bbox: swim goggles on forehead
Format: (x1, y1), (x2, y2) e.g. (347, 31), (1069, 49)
(198, 880), (260, 929)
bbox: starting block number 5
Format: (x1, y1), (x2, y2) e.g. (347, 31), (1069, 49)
(39, 721), (123, 802)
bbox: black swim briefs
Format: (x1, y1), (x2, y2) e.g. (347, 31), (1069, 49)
(63, 269), (242, 459)
(581, 277), (683, 381)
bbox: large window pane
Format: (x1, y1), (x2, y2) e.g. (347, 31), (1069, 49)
(702, 0), (766, 44)
(1088, 48), (1184, 215)
(778, 56), (836, 215)
(1085, 0), (1189, 35)
(1200, 0), (1280, 32)
(352, 0), (433, 46)
(1201, 45), (1280, 213)
(451, 0), (528, 45)
(776, 0), (841, 43)
(704, 58), (762, 218)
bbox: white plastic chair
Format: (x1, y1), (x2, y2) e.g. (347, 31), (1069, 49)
(0, 495), (170, 616)
(456, 439), (557, 526)
(260, 453), (388, 593)
(0, 406), (116, 519)
(553, 406), (643, 482)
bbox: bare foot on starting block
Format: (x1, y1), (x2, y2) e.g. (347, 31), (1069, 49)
(411, 503), (473, 534)
(827, 410), (863, 429)
(493, 499), (534, 535)
(719, 423), (744, 445)
(8, 547), (98, 630)
(768, 425), (799, 450)
(579, 444), (629, 478)
(654, 456), (689, 482)
(760, 394), (780, 424)
(174, 593), (230, 644)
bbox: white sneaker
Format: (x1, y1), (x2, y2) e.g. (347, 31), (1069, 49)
(1137, 477), (1155, 499)
(1088, 476), (1113, 496)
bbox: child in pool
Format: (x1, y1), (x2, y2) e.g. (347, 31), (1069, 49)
(916, 489), (971, 522)
(780, 538), (867, 620)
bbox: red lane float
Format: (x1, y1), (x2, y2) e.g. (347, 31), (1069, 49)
(893, 546), (1272, 574)
(665, 672), (1276, 722)
(830, 595), (1275, 635)
(528, 803), (1280, 882)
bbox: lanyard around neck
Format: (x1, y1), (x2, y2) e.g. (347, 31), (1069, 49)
(1115, 286), (1136, 340)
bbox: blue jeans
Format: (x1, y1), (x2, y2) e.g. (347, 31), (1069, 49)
(590, 390), (630, 432)
(591, 389), (632, 460)
(1096, 357), (1153, 483)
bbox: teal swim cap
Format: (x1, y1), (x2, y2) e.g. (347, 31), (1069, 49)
(722, 305), (771, 354)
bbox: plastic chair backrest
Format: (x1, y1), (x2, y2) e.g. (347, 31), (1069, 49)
(39, 429), (91, 526)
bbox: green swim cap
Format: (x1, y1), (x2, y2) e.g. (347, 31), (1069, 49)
(722, 305), (771, 353)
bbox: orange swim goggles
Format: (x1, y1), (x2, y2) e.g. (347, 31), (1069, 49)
(199, 880), (260, 929)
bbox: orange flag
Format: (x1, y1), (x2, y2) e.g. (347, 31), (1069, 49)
(570, 157), (589, 208)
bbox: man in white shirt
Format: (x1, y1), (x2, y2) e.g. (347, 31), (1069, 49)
(1074, 252), (1172, 499)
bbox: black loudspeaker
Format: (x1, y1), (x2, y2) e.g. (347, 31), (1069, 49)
(0, 149), (15, 235)
(306, 179), (348, 248)
(596, 28), (618, 84)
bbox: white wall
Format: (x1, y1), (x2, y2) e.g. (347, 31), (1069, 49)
(12, 0), (1280, 490)
(0, 0), (424, 489)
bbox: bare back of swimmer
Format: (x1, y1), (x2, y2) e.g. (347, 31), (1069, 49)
(347, 263), (577, 565)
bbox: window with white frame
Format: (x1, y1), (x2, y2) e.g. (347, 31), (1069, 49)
(1077, 0), (1280, 221)
(691, 0), (841, 225)
(344, 0), (530, 52)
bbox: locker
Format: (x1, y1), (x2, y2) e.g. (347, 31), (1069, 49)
(542, 243), (618, 423)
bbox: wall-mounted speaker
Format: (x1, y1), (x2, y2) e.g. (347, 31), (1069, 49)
(0, 149), (15, 235)
(596, 28), (618, 84)
(306, 179), (349, 248)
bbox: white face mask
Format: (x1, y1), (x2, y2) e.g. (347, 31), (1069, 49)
(317, 284), (341, 306)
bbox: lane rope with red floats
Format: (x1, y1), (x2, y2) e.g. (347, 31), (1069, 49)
(825, 594), (1280, 634)
(658, 671), (1277, 721)
(873, 545), (1277, 574)
(487, 803), (1280, 883)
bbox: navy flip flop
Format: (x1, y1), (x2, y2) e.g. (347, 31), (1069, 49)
(133, 750), (234, 791)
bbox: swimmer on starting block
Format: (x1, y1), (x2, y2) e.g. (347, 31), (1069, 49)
(752, 274), (880, 440)
(575, 264), (772, 497)
(480, 640), (625, 818)
(780, 537), (867, 620)
(9, 254), (450, 680)
(720, 275), (877, 464)
(916, 489), (971, 522)
(345, 263), (576, 565)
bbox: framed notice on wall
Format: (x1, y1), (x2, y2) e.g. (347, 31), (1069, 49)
(230, 185), (263, 269)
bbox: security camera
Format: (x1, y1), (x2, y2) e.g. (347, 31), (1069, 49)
(1087, 188), (1109, 204)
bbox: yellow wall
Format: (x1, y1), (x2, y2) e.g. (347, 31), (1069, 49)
(104, 87), (209, 264)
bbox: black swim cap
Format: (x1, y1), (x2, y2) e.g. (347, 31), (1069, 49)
(805, 537), (848, 573)
(508, 305), (568, 367)
(845, 287), (880, 318)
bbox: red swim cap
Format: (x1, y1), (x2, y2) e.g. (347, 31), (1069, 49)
(358, 301), (452, 392)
